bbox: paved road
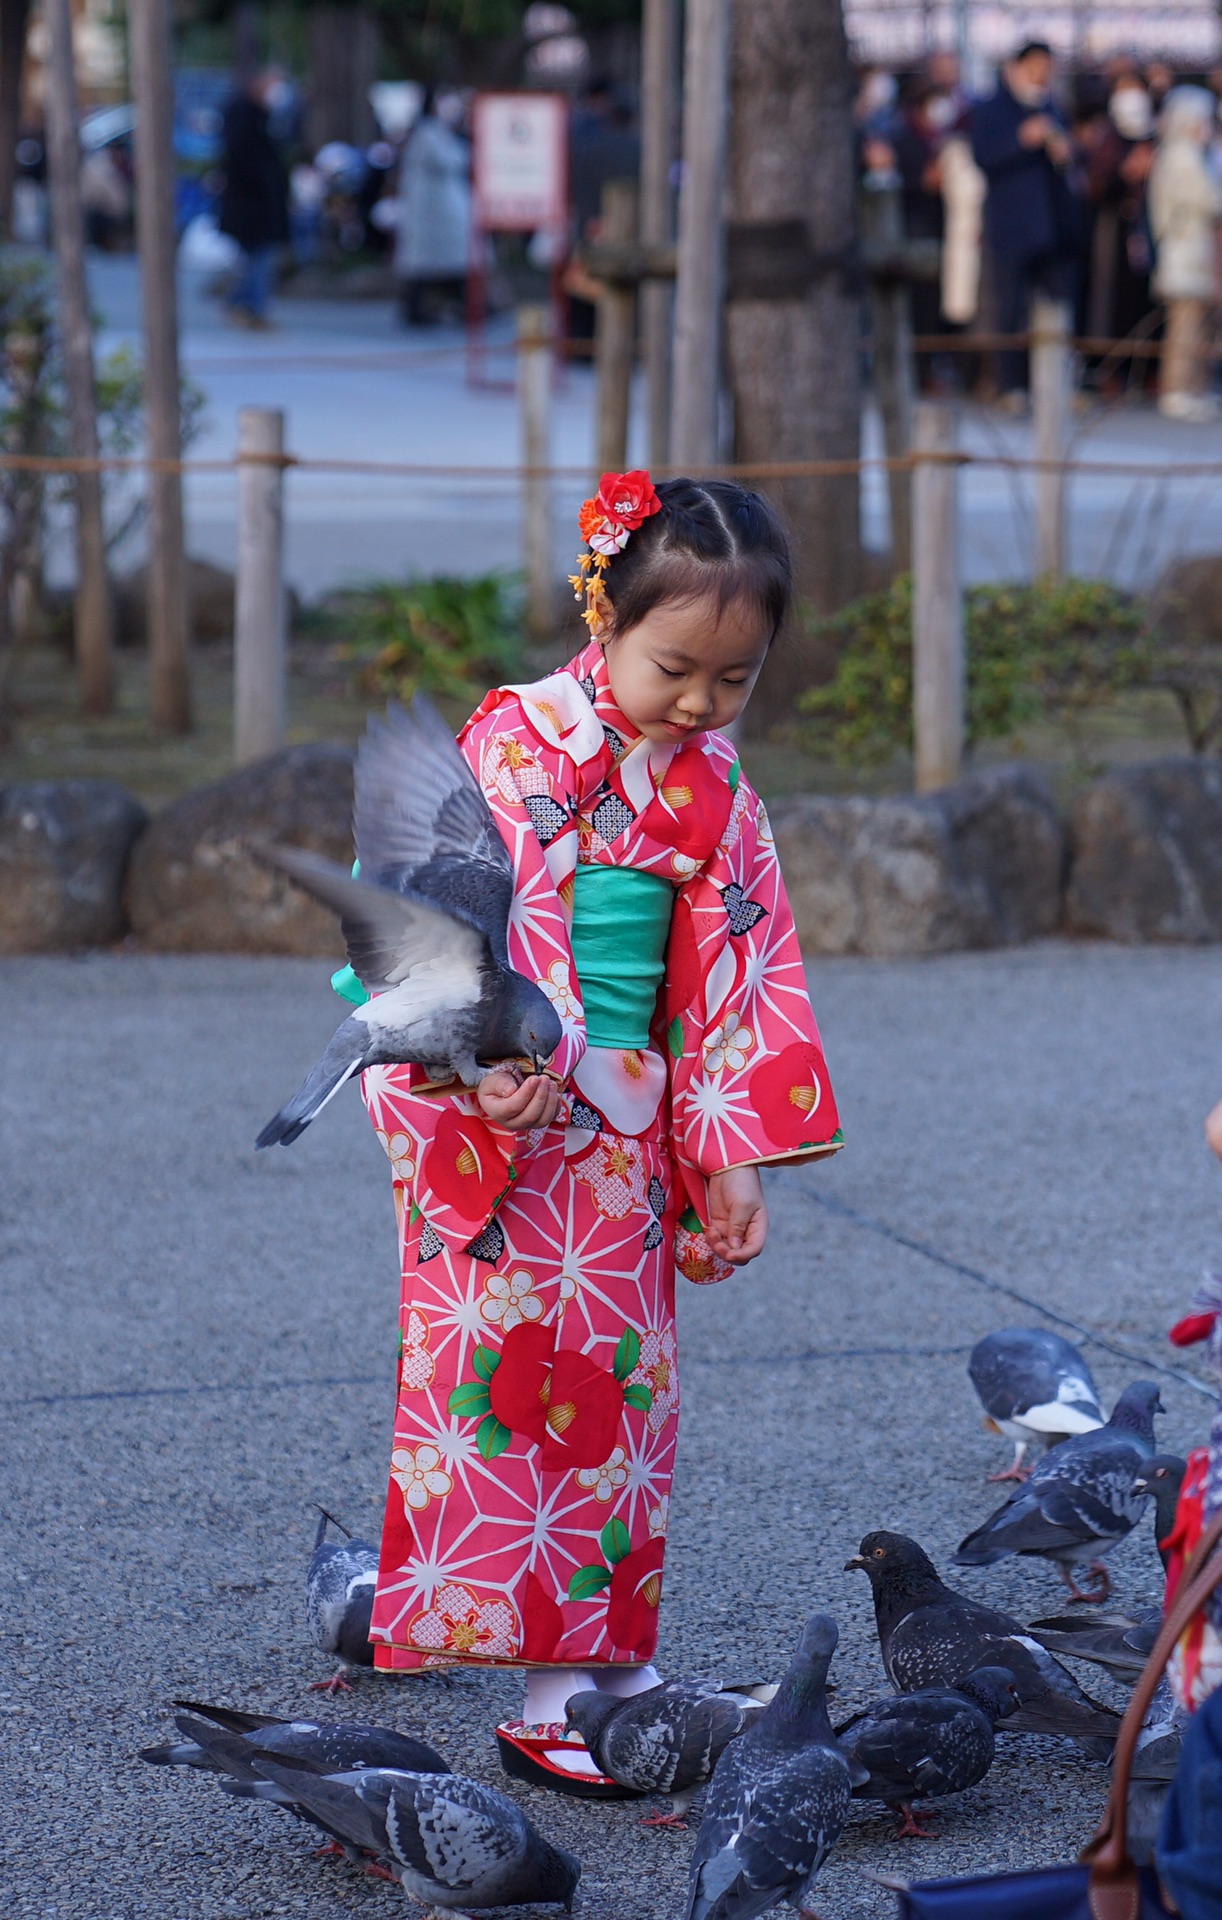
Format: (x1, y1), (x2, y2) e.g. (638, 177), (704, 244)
(57, 254), (1222, 600)
(4, 942), (1221, 1919)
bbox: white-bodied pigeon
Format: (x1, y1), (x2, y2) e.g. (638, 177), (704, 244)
(255, 697), (562, 1147)
(969, 1327), (1104, 1483)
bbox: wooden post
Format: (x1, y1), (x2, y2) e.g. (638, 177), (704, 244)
(234, 408), (287, 765)
(129, 0), (191, 732)
(669, 0), (729, 466)
(44, 0), (114, 714)
(639, 0), (677, 467)
(519, 305), (552, 640)
(911, 400), (963, 792)
(1031, 293), (1070, 579)
(860, 180), (914, 573)
(594, 180), (638, 476)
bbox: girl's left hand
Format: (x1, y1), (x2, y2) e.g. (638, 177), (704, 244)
(705, 1166), (768, 1266)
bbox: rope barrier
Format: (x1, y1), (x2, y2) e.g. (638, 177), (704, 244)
(3, 447), (1222, 480)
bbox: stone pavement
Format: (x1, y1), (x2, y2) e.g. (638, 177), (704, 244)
(3, 941), (1221, 1919)
(70, 254), (1222, 601)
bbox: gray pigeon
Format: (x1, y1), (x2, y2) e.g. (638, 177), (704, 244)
(969, 1328), (1104, 1482)
(307, 1509), (377, 1692)
(564, 1679), (771, 1828)
(684, 1614), (857, 1920)
(251, 1759), (581, 1912)
(835, 1666), (1020, 1837)
(255, 697), (562, 1147)
(953, 1380), (1163, 1601)
(141, 1705), (449, 1864)
(846, 1531), (1120, 1754)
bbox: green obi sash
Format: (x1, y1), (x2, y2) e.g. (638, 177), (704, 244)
(571, 863), (674, 1050)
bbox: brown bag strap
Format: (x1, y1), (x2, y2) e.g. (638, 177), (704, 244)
(1081, 1504), (1222, 1920)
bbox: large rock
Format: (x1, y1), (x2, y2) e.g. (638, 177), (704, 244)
(770, 764), (1065, 956)
(127, 744), (353, 953)
(0, 780), (148, 952)
(115, 556), (239, 645)
(1067, 758), (1222, 941)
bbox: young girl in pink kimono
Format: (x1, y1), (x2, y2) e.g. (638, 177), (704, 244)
(349, 471), (843, 1789)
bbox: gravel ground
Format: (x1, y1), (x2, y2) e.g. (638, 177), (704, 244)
(3, 943), (1220, 1920)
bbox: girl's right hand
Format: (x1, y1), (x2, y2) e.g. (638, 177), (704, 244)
(477, 1069), (563, 1133)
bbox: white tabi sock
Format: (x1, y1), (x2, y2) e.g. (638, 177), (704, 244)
(522, 1667), (598, 1728)
(593, 1663), (662, 1698)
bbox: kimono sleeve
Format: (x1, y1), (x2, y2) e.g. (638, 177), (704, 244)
(664, 777), (842, 1198)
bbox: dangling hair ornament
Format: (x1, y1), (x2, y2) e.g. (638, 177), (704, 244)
(570, 469), (662, 636)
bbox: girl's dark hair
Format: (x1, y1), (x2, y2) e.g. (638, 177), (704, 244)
(600, 477), (792, 643)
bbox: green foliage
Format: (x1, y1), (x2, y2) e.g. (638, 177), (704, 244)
(798, 573), (1150, 767)
(339, 572), (524, 704)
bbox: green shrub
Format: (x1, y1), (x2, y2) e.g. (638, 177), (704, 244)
(798, 573), (1149, 766)
(337, 573), (524, 704)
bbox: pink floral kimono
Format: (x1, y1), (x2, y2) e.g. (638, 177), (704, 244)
(362, 641), (842, 1672)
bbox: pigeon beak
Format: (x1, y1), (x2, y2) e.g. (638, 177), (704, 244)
(844, 1554), (866, 1571)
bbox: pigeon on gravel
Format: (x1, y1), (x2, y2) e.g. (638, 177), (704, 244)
(564, 1679), (772, 1828)
(835, 1666), (1021, 1838)
(141, 1706), (449, 1866)
(846, 1531), (1120, 1754)
(953, 1380), (1163, 1601)
(684, 1613), (858, 1920)
(140, 1701), (449, 1780)
(307, 1509), (377, 1692)
(255, 698), (562, 1147)
(1026, 1454), (1186, 1675)
(969, 1328), (1104, 1482)
(251, 1759), (581, 1912)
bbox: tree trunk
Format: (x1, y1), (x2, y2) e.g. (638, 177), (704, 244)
(305, 5), (378, 154)
(725, 0), (861, 729)
(0, 0), (30, 239)
(45, 0), (114, 715)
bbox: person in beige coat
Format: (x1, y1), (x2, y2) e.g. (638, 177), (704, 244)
(1149, 86), (1222, 421)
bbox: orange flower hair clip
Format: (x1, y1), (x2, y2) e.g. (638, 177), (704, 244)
(569, 469), (662, 636)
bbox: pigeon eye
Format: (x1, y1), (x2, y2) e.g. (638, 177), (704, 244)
(873, 1548), (885, 1558)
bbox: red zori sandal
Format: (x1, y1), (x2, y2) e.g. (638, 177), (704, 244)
(495, 1721), (641, 1800)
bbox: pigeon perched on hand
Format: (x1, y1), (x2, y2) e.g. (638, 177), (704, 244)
(969, 1328), (1104, 1482)
(255, 698), (562, 1147)
(836, 1666), (1020, 1838)
(846, 1531), (1120, 1754)
(564, 1679), (770, 1828)
(307, 1509), (377, 1692)
(684, 1614), (857, 1920)
(953, 1380), (1163, 1601)
(251, 1760), (581, 1912)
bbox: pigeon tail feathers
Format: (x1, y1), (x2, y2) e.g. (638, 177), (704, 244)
(256, 1016), (369, 1148)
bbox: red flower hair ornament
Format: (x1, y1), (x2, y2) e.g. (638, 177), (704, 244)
(570, 469), (662, 636)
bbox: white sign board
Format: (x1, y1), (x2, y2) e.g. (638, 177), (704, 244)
(473, 92), (568, 232)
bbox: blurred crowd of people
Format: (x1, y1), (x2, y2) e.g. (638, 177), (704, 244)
(860, 44), (1222, 421)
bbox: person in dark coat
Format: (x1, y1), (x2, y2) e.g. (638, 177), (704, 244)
(971, 42), (1086, 399)
(218, 70), (290, 329)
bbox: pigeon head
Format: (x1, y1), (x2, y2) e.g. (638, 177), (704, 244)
(497, 972), (564, 1074)
(845, 1531), (943, 1595)
(955, 1665), (1023, 1723)
(564, 1689), (622, 1748)
(763, 1611), (841, 1741)
(795, 1611), (840, 1669)
(1133, 1453), (1187, 1559)
(536, 1840), (581, 1913)
(1107, 1380), (1163, 1438)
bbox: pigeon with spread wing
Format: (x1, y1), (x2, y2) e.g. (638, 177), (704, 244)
(255, 698), (562, 1148)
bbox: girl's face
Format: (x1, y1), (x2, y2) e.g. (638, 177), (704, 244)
(601, 594), (771, 744)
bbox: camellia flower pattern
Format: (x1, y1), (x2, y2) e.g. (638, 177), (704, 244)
(364, 641), (840, 1672)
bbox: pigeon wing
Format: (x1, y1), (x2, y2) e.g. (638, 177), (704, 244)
(372, 1772), (525, 1892)
(728, 1749), (849, 1909)
(355, 699), (511, 884)
(257, 845), (489, 992)
(252, 1761), (387, 1856)
(251, 1723), (448, 1778)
